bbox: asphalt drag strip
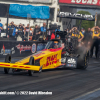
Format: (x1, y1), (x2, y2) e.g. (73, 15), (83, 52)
(72, 88), (100, 100)
(0, 58), (99, 100)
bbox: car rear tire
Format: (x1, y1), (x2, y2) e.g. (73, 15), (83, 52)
(28, 57), (35, 76)
(4, 54), (11, 74)
(77, 52), (89, 70)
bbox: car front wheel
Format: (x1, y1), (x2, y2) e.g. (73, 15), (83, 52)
(4, 54), (11, 74)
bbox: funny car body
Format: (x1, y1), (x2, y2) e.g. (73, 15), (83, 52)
(0, 39), (89, 76)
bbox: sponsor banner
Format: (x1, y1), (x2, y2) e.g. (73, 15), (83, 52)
(58, 12), (95, 21)
(2, 0), (52, 3)
(0, 45), (15, 56)
(37, 43), (46, 52)
(32, 43), (37, 53)
(0, 41), (47, 58)
(59, 0), (100, 6)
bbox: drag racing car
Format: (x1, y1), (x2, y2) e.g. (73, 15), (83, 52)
(0, 39), (89, 76)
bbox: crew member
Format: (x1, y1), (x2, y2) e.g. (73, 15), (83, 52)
(69, 27), (84, 48)
(70, 27), (84, 41)
(83, 28), (92, 44)
(83, 28), (92, 57)
(90, 26), (100, 58)
(80, 28), (85, 35)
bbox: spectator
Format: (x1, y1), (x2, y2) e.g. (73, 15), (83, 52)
(10, 21), (16, 28)
(22, 24), (25, 29)
(64, 29), (69, 33)
(40, 23), (47, 39)
(8, 21), (16, 37)
(55, 25), (60, 32)
(24, 24), (32, 38)
(55, 28), (60, 32)
(16, 24), (24, 37)
(51, 32), (55, 40)
(67, 29), (69, 33)
(65, 29), (67, 31)
(17, 23), (24, 32)
(63, 29), (68, 36)
(0, 19), (3, 36)
(40, 23), (46, 33)
(57, 35), (61, 39)
(83, 29), (85, 34)
(47, 29), (52, 41)
(32, 25), (41, 40)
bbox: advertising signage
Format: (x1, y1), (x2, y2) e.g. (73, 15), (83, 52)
(57, 12), (95, 21)
(59, 0), (100, 8)
(1, 0), (52, 4)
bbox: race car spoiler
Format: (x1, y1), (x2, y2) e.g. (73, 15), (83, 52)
(0, 62), (41, 71)
(57, 12), (95, 21)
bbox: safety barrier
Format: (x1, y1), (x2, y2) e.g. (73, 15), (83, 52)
(0, 40), (47, 58)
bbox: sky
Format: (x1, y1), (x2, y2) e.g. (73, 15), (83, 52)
(77, 9), (100, 15)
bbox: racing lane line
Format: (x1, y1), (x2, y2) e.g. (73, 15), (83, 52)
(71, 88), (100, 100)
(0, 76), (12, 79)
(0, 73), (76, 90)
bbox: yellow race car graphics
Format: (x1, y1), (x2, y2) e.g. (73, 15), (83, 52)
(0, 39), (89, 76)
(0, 40), (64, 75)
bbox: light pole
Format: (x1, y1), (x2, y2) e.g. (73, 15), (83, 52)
(27, 0), (33, 41)
(95, 12), (97, 26)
